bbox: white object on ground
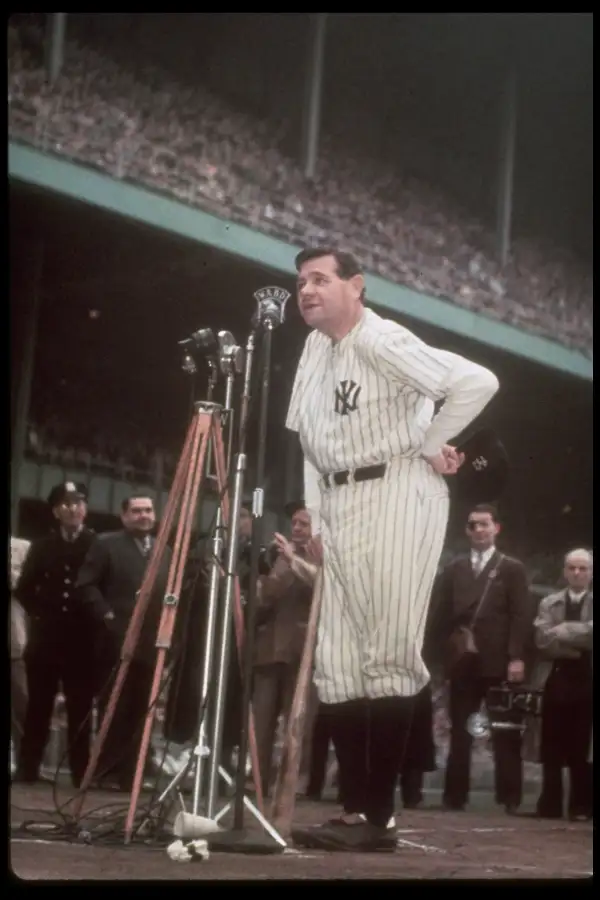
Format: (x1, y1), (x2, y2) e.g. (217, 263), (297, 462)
(167, 838), (210, 862)
(173, 811), (224, 839)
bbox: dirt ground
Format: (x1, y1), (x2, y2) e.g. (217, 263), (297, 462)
(10, 782), (593, 881)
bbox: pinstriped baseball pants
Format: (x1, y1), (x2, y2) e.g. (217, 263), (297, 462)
(314, 457), (449, 704)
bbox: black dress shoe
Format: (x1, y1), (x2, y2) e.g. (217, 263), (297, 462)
(291, 818), (396, 853)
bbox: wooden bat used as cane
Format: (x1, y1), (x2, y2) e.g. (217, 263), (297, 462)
(271, 562), (323, 835)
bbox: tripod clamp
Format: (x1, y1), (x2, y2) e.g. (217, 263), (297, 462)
(194, 400), (224, 416)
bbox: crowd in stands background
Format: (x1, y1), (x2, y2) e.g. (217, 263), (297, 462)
(8, 18), (592, 358)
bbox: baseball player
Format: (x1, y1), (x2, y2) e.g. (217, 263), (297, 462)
(286, 246), (499, 851)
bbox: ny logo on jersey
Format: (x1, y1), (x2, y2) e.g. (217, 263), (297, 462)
(334, 380), (361, 416)
(472, 456), (488, 471)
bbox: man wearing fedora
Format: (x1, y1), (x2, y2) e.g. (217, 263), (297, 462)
(13, 482), (97, 788)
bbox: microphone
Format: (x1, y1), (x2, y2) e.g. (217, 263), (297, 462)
(253, 287), (291, 330)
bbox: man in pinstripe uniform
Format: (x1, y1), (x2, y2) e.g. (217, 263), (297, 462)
(287, 247), (499, 851)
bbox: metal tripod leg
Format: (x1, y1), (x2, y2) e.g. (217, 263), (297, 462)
(213, 767), (287, 848)
(138, 420), (285, 848)
(147, 734), (286, 850)
(123, 408), (214, 843)
(140, 411), (273, 832)
(71, 414), (199, 823)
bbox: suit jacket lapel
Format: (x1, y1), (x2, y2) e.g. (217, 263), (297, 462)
(477, 549), (501, 582)
(453, 551), (500, 617)
(122, 532), (148, 584)
(454, 557), (479, 614)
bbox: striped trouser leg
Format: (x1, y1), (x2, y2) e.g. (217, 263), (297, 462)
(313, 458), (449, 704)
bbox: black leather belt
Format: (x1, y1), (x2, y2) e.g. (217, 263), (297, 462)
(322, 463), (386, 489)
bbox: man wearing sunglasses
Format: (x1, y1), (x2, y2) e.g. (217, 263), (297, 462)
(430, 504), (530, 814)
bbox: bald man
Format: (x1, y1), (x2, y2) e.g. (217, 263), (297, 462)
(527, 549), (593, 821)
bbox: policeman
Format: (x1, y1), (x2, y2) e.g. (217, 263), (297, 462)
(13, 482), (97, 788)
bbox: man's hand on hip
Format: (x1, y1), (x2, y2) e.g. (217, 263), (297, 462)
(424, 445), (465, 476)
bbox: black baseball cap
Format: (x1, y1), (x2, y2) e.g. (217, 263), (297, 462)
(455, 428), (509, 504)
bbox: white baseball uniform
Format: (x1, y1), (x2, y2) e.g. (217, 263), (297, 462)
(286, 308), (499, 704)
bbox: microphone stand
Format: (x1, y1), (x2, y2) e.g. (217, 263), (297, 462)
(233, 288), (290, 829)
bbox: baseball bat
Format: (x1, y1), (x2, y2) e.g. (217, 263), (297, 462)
(270, 567), (323, 835)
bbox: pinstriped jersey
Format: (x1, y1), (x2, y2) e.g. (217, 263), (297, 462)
(286, 307), (498, 474)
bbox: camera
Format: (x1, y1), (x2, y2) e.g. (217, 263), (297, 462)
(467, 683), (543, 738)
(486, 684), (543, 718)
(238, 540), (275, 578)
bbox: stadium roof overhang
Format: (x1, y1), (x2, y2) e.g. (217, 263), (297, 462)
(9, 140), (592, 382)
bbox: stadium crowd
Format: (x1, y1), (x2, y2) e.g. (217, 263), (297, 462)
(8, 19), (592, 357)
(25, 416), (178, 487)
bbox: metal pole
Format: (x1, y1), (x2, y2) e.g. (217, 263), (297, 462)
(194, 378), (234, 820)
(11, 242), (43, 534)
(233, 325), (273, 827)
(206, 331), (256, 817)
(301, 13), (327, 180)
(45, 13), (67, 86)
(496, 64), (518, 268)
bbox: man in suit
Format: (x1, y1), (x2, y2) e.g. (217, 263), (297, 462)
(13, 483), (97, 787)
(429, 503), (531, 813)
(251, 503), (314, 798)
(525, 548), (593, 820)
(76, 494), (171, 791)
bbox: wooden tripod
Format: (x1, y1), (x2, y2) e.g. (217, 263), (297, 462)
(71, 401), (265, 842)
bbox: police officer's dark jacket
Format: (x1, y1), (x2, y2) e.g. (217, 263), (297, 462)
(15, 527), (97, 639)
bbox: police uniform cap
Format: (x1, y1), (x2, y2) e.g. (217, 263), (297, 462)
(454, 427), (509, 504)
(47, 481), (88, 508)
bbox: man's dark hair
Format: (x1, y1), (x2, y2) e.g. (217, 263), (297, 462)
(468, 503), (499, 523)
(294, 246), (363, 281)
(121, 494), (154, 513)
